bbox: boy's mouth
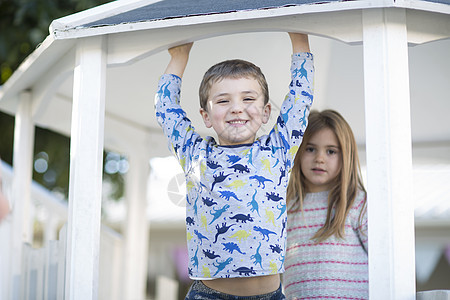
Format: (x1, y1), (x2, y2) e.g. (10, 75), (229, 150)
(228, 120), (247, 126)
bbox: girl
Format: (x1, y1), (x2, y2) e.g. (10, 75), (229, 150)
(284, 110), (368, 299)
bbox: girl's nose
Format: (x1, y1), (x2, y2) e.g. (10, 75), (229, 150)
(315, 151), (325, 163)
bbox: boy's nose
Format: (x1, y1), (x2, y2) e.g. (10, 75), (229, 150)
(230, 100), (244, 113)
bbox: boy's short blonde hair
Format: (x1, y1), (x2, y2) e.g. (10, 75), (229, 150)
(199, 59), (269, 110)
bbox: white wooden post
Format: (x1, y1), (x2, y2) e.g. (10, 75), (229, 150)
(44, 240), (58, 300)
(122, 151), (150, 300)
(362, 8), (416, 299)
(57, 225), (67, 300)
(9, 91), (35, 300)
(65, 36), (106, 300)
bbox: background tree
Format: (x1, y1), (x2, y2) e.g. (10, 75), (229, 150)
(0, 0), (125, 201)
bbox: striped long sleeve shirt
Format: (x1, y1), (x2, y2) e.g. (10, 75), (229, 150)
(284, 190), (368, 300)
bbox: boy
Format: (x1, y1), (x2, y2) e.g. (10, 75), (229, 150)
(155, 33), (313, 298)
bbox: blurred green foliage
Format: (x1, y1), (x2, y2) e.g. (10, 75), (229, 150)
(0, 0), (126, 201)
(0, 0), (112, 84)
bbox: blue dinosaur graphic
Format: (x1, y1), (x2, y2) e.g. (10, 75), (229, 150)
(222, 242), (246, 254)
(218, 190), (241, 202)
(279, 254), (285, 272)
(296, 59), (309, 82)
(233, 267), (256, 276)
(299, 109), (308, 129)
(211, 172), (231, 191)
(271, 145), (283, 154)
(191, 246), (199, 271)
(253, 226), (276, 241)
(279, 132), (290, 151)
(270, 244), (282, 254)
(229, 214), (253, 223)
(172, 127), (181, 141)
(266, 192), (283, 202)
(182, 137), (194, 152)
(173, 144), (180, 155)
(167, 108), (185, 118)
(281, 218), (286, 238)
(278, 167), (286, 186)
(249, 175), (273, 189)
(186, 217), (195, 226)
(226, 155), (241, 164)
(229, 164), (250, 173)
(194, 229), (209, 245)
(281, 104), (293, 124)
(276, 203), (286, 220)
(209, 204), (230, 225)
(157, 81), (172, 99)
(247, 147), (255, 167)
(291, 129), (304, 139)
(214, 222), (235, 243)
(155, 111), (166, 122)
(276, 115), (285, 128)
(301, 90), (313, 104)
(203, 249), (220, 259)
(193, 195), (199, 216)
(207, 161), (222, 169)
(260, 144), (271, 151)
(247, 190), (260, 217)
(250, 242), (263, 268)
(213, 257), (233, 277)
(202, 197), (217, 207)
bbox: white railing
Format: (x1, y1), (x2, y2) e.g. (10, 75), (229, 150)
(0, 161), (124, 300)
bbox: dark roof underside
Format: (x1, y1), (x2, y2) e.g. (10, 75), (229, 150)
(83, 0), (340, 28)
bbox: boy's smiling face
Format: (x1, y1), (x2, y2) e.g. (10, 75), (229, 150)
(199, 76), (271, 146)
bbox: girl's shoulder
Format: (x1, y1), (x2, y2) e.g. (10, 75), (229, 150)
(349, 189), (367, 223)
(353, 189), (367, 210)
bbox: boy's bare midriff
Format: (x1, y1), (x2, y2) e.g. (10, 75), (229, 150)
(201, 274), (280, 296)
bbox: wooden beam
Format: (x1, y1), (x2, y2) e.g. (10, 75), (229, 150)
(362, 8), (416, 299)
(122, 150), (150, 300)
(9, 91), (35, 300)
(65, 36), (106, 300)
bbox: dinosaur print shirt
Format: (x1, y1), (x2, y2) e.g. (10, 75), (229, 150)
(155, 52), (314, 279)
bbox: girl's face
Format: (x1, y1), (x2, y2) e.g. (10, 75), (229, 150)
(300, 127), (342, 193)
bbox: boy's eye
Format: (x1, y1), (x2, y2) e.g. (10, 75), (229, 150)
(216, 99), (229, 104)
(244, 97), (255, 101)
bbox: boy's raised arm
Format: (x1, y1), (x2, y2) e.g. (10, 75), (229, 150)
(288, 32), (310, 54)
(164, 42), (194, 78)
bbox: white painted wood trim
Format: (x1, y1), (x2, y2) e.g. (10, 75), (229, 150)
(65, 36), (107, 300)
(52, 3), (371, 41)
(362, 8), (416, 300)
(122, 151), (150, 300)
(397, 0), (450, 14)
(9, 91), (35, 300)
(50, 0), (161, 32)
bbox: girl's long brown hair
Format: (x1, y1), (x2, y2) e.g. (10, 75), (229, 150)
(287, 110), (366, 242)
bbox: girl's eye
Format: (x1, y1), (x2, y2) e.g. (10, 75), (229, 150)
(327, 149), (338, 155)
(305, 147), (315, 153)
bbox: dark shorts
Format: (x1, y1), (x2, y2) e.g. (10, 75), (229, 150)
(185, 280), (285, 300)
